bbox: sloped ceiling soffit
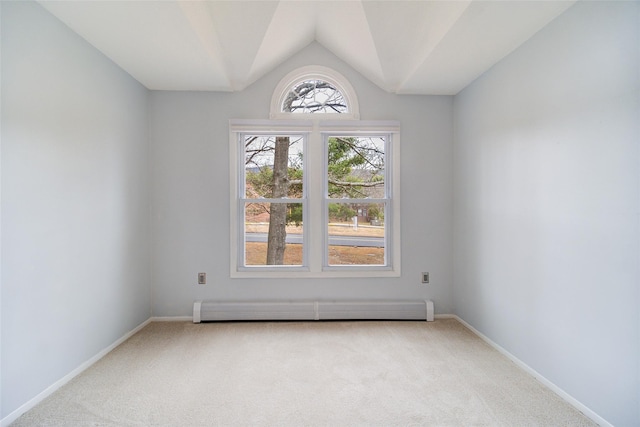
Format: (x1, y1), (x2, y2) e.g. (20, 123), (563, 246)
(39, 0), (576, 95)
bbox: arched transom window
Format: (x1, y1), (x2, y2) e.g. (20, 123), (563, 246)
(270, 66), (359, 119)
(284, 80), (347, 114)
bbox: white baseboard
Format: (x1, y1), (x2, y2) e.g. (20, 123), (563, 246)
(434, 313), (457, 320)
(1, 318), (153, 427)
(440, 314), (612, 427)
(150, 316), (193, 322)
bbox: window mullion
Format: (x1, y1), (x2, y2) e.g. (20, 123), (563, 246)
(307, 126), (323, 272)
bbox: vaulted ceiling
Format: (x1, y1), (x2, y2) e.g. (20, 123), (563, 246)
(39, 1), (575, 95)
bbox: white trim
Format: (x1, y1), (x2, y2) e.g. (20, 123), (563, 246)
(229, 120), (401, 278)
(0, 318), (153, 427)
(229, 119), (313, 133)
(434, 313), (458, 320)
(440, 314), (613, 427)
(270, 65), (360, 120)
(150, 316), (193, 322)
(320, 120), (400, 133)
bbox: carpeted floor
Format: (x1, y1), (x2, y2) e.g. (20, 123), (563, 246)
(12, 319), (596, 426)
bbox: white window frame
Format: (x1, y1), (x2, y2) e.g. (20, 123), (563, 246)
(230, 119), (400, 279)
(237, 128), (310, 272)
(321, 130), (393, 272)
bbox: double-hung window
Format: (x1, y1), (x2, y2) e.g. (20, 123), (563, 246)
(239, 131), (308, 269)
(230, 67), (400, 278)
(323, 133), (391, 269)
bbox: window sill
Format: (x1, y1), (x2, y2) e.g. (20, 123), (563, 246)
(230, 268), (401, 279)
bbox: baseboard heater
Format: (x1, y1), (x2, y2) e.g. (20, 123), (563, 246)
(193, 300), (434, 323)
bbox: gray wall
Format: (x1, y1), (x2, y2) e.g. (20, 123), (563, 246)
(1, 1), (151, 419)
(452, 2), (639, 425)
(150, 43), (454, 316)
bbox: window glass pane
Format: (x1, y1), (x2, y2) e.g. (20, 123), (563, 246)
(244, 202), (303, 266)
(327, 136), (385, 199)
(244, 135), (304, 198)
(327, 202), (385, 266)
(283, 80), (347, 114)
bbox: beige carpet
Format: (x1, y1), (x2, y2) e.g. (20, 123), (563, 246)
(13, 319), (595, 426)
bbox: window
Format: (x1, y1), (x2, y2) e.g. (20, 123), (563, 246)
(270, 66), (359, 120)
(284, 80), (347, 114)
(324, 134), (389, 268)
(231, 67), (399, 278)
(241, 133), (307, 269)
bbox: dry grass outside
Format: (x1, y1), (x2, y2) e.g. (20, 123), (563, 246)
(327, 246), (384, 265)
(245, 242), (303, 266)
(245, 242), (384, 266)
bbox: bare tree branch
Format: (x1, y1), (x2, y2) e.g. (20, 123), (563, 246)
(335, 137), (383, 172)
(284, 81), (347, 114)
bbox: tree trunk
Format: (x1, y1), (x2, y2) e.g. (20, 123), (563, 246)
(266, 136), (290, 265)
